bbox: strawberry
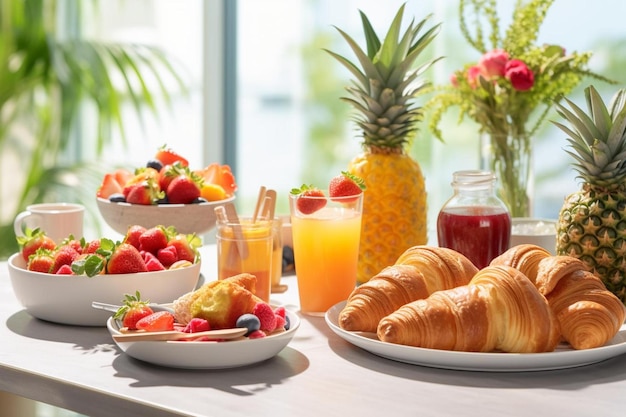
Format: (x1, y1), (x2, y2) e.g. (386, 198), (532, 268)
(113, 168), (134, 188)
(195, 163), (237, 197)
(158, 162), (185, 194)
(139, 226), (169, 254)
(328, 171), (366, 203)
(107, 243), (148, 274)
(124, 181), (156, 205)
(135, 311), (175, 332)
(167, 174), (201, 204)
(27, 249), (55, 273)
(60, 236), (84, 254)
(168, 234), (199, 263)
(290, 185), (327, 215)
(97, 173), (124, 199)
(155, 145), (189, 168)
(114, 292), (154, 330)
(83, 239), (101, 254)
(124, 225), (147, 250)
(145, 256), (166, 271)
(55, 264), (74, 275)
(17, 228), (57, 262)
(50, 245), (80, 274)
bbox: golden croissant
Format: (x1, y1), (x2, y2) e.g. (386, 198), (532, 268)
(338, 246), (478, 332)
(490, 244), (551, 284)
(377, 265), (561, 353)
(537, 257), (626, 349)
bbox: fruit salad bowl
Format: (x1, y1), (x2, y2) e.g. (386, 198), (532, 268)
(7, 253), (201, 326)
(96, 195), (235, 236)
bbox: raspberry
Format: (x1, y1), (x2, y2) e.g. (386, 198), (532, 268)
(248, 330), (266, 339)
(274, 306), (286, 319)
(145, 257), (165, 271)
(253, 302), (277, 332)
(183, 318), (210, 333)
(157, 245), (178, 267)
(274, 314), (286, 331)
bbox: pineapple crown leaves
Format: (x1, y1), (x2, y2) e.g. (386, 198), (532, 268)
(324, 3), (442, 149)
(552, 85), (626, 186)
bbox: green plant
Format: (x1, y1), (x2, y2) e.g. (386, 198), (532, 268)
(425, 0), (613, 217)
(0, 0), (187, 258)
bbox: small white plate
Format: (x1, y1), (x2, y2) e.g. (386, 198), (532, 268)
(326, 301), (626, 372)
(108, 308), (300, 369)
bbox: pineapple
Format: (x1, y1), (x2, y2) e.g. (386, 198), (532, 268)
(326, 5), (440, 284)
(553, 85), (626, 304)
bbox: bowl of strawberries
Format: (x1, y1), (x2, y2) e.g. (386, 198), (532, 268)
(8, 225), (202, 326)
(96, 146), (237, 236)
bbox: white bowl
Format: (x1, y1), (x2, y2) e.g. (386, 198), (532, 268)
(96, 196), (235, 235)
(107, 308), (300, 369)
(510, 217), (557, 255)
(8, 253), (201, 326)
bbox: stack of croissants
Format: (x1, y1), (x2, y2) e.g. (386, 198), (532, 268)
(338, 244), (626, 353)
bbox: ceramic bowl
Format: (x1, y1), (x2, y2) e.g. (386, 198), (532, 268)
(107, 308), (300, 369)
(510, 217), (557, 255)
(8, 253), (201, 326)
(96, 196), (235, 235)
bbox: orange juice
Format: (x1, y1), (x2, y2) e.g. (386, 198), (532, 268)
(290, 205), (362, 315)
(216, 219), (272, 302)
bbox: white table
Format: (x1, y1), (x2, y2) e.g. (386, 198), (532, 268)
(2, 247), (626, 417)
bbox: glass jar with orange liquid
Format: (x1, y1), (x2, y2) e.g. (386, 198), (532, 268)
(437, 170), (511, 269)
(289, 192), (363, 316)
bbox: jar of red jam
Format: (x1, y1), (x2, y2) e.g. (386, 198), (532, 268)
(437, 170), (511, 269)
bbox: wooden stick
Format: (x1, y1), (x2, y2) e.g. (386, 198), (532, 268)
(113, 327), (247, 342)
(224, 202), (248, 259)
(252, 186), (267, 223)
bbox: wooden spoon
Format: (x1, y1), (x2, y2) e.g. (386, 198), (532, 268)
(112, 327), (247, 342)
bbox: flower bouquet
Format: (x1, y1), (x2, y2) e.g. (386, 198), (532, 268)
(427, 0), (613, 217)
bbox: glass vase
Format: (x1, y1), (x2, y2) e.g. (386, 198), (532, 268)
(480, 132), (533, 218)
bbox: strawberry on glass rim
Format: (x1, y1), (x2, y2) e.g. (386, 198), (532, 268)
(329, 171), (366, 203)
(290, 185), (327, 215)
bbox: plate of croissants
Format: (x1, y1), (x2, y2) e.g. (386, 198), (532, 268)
(325, 245), (626, 372)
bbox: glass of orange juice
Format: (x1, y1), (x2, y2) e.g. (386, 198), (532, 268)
(216, 217), (273, 303)
(289, 192), (363, 315)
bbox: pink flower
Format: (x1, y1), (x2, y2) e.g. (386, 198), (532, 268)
(504, 59), (534, 91)
(479, 49), (509, 78)
(467, 65), (482, 89)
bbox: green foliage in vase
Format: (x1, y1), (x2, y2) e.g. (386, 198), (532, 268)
(424, 0), (614, 217)
(0, 0), (187, 258)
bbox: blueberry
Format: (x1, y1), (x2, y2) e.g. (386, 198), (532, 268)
(108, 193), (126, 203)
(155, 195), (169, 204)
(236, 314), (261, 336)
(190, 197), (208, 204)
(146, 159), (163, 171)
(284, 315), (291, 331)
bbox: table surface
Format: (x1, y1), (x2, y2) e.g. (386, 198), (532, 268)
(2, 246), (626, 417)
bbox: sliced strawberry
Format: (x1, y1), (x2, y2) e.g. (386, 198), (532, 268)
(328, 171), (366, 203)
(291, 185), (327, 215)
(155, 145), (189, 167)
(114, 292), (154, 330)
(97, 173), (123, 199)
(167, 174), (201, 204)
(135, 311), (175, 332)
(195, 163), (237, 197)
(55, 264), (74, 275)
(18, 228), (56, 262)
(145, 257), (166, 271)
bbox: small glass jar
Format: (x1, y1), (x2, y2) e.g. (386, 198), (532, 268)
(436, 170), (511, 269)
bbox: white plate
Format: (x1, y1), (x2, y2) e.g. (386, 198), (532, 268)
(108, 308), (300, 369)
(325, 301), (626, 372)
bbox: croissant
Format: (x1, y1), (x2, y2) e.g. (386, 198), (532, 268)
(490, 244), (551, 284)
(537, 257), (626, 349)
(377, 265), (561, 353)
(338, 246), (477, 332)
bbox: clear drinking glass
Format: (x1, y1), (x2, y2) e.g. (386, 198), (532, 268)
(289, 192), (363, 315)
